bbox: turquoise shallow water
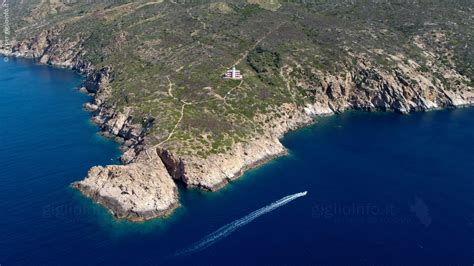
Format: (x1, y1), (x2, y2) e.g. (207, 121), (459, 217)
(1, 56), (473, 265)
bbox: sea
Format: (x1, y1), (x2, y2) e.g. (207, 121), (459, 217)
(1, 56), (473, 265)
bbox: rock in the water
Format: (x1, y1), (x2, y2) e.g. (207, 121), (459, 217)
(83, 102), (98, 112)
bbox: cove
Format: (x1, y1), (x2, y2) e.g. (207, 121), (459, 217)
(1, 56), (473, 265)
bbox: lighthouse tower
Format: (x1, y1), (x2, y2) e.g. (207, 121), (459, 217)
(224, 66), (243, 80)
(231, 66), (237, 79)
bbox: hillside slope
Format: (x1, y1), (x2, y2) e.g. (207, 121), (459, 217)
(1, 0), (473, 221)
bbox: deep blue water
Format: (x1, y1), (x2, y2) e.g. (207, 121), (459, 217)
(1, 56), (473, 265)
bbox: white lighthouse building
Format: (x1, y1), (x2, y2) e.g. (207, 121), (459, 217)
(224, 66), (243, 80)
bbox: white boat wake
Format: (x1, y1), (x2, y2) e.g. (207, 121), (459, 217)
(174, 191), (308, 257)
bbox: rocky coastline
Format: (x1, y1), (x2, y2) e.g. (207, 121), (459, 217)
(2, 26), (473, 222)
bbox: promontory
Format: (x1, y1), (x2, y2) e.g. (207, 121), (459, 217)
(1, 0), (472, 221)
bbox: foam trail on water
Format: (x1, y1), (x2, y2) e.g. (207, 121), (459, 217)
(174, 191), (308, 256)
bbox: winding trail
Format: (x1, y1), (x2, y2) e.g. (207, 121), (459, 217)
(186, 8), (208, 30)
(186, 8), (208, 36)
(232, 22), (286, 67)
(222, 80), (258, 132)
(157, 20), (286, 150)
(156, 101), (190, 147)
(280, 67), (297, 101)
(166, 75), (175, 99)
(151, 76), (186, 148)
(223, 80), (243, 103)
(155, 76), (213, 148)
(154, 22), (286, 148)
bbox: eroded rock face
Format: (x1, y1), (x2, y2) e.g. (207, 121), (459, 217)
(295, 58), (474, 115)
(155, 103), (312, 191)
(72, 149), (179, 222)
(2, 25), (473, 222)
(178, 137), (286, 191)
(150, 56), (474, 193)
(1, 31), (166, 221)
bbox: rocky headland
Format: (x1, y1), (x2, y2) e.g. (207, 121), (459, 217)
(1, 0), (472, 222)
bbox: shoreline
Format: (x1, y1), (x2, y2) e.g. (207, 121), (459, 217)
(205, 149), (289, 192)
(2, 29), (474, 222)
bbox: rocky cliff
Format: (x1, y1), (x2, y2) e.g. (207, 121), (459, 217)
(1, 0), (473, 222)
(1, 29), (179, 221)
(2, 29), (472, 220)
(72, 148), (179, 222)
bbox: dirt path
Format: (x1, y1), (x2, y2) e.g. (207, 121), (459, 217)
(232, 22), (286, 67)
(136, 1), (164, 10)
(223, 80), (243, 103)
(155, 75), (213, 148)
(221, 81), (258, 132)
(186, 8), (208, 36)
(280, 67), (296, 101)
(167, 75), (175, 99)
(156, 101), (190, 147)
(147, 22), (288, 152)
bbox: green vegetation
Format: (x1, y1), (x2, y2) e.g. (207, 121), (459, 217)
(247, 46), (283, 86)
(3, 0), (473, 156)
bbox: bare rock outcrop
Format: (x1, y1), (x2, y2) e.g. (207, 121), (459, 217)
(2, 26), (473, 222)
(72, 149), (179, 222)
(162, 137), (286, 191)
(296, 57), (474, 115)
(1, 29), (172, 221)
(153, 103), (312, 191)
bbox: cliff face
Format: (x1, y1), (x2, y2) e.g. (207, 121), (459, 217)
(108, 50), (473, 202)
(1, 29), (179, 221)
(6, 27), (91, 72)
(297, 52), (474, 116)
(158, 137), (286, 191)
(2, 29), (473, 220)
(2, 27), (155, 148)
(141, 70), (473, 193)
(72, 149), (178, 222)
(2, 1), (473, 222)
